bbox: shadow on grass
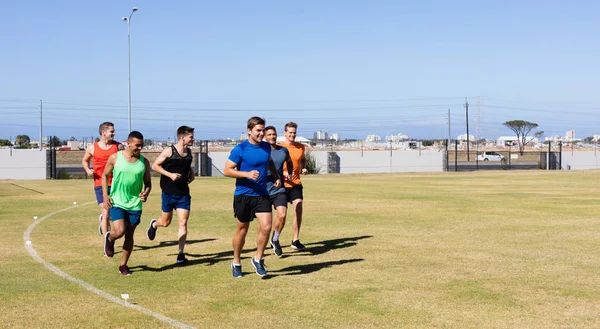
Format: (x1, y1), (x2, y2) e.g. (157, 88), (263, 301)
(291, 235), (373, 256)
(129, 248), (256, 273)
(133, 238), (216, 251)
(264, 258), (365, 279)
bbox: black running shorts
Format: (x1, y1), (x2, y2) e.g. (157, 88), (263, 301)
(233, 195), (271, 223)
(270, 192), (288, 209)
(286, 184), (303, 203)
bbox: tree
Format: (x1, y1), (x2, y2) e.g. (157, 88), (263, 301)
(49, 136), (62, 147)
(144, 139), (153, 147)
(583, 136), (597, 144)
(15, 135), (31, 149)
(502, 120), (543, 155)
(0, 139), (12, 147)
(421, 140), (435, 147)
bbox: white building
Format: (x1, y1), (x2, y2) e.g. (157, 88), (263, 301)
(239, 133), (248, 141)
(365, 135), (381, 142)
(496, 136), (539, 147)
(67, 141), (83, 150)
(313, 130), (328, 140)
(386, 133), (409, 143)
(545, 130), (580, 143)
(276, 136), (311, 145)
(456, 134), (475, 142)
(331, 133), (341, 141)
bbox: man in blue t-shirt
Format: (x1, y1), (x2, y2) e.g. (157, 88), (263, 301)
(263, 126), (292, 257)
(224, 117), (281, 278)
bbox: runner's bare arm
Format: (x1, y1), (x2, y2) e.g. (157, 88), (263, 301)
(188, 164), (195, 183)
(188, 147), (195, 183)
(224, 160), (258, 180)
(140, 158), (152, 202)
(301, 148), (308, 175)
(81, 144), (94, 176)
(285, 152), (293, 181)
(268, 159), (281, 188)
(101, 153), (117, 209)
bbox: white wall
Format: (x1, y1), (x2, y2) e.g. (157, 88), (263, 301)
(0, 149), (47, 180)
(560, 152), (600, 170)
(208, 149), (444, 176)
(334, 150), (443, 173)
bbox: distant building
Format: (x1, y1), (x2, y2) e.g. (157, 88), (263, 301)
(276, 136), (311, 145)
(313, 130), (328, 140)
(386, 133), (409, 143)
(331, 133), (341, 141)
(456, 134), (475, 142)
(497, 136), (539, 147)
(545, 130), (580, 143)
(365, 135), (381, 142)
(67, 141), (82, 150)
(239, 132), (248, 141)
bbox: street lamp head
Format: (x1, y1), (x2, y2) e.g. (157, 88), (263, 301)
(132, 7), (138, 12)
(122, 17), (128, 21)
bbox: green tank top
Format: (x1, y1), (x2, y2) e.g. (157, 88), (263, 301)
(110, 151), (146, 211)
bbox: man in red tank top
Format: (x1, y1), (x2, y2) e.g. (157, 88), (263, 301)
(82, 122), (123, 236)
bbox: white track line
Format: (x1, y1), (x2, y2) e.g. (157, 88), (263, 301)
(23, 201), (196, 329)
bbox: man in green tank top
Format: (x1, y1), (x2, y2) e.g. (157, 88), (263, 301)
(101, 131), (152, 276)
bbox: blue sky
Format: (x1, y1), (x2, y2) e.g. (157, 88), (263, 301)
(1, 0), (598, 142)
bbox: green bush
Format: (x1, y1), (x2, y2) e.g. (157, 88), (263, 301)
(305, 148), (322, 174)
(57, 169), (71, 180)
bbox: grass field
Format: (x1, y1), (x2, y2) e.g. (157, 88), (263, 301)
(3, 171), (600, 328)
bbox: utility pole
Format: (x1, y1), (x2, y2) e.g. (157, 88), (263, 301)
(476, 96), (481, 144)
(39, 100), (43, 150)
(476, 96), (481, 160)
(464, 97), (470, 161)
(447, 108), (451, 146)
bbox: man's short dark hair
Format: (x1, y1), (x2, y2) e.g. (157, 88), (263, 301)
(264, 126), (276, 133)
(128, 131), (144, 141)
(177, 126), (195, 138)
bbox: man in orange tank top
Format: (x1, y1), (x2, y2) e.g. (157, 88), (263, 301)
(82, 122), (123, 236)
(277, 122), (309, 252)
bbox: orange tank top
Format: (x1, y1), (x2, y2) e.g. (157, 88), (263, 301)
(93, 142), (119, 186)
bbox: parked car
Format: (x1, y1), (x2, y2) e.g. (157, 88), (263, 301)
(477, 151), (505, 161)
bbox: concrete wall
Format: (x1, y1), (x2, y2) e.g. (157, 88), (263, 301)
(333, 150), (443, 173)
(209, 152), (231, 176)
(560, 152), (600, 170)
(0, 149), (47, 180)
(207, 149), (444, 176)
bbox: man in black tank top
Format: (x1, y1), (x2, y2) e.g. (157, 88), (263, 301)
(147, 126), (195, 264)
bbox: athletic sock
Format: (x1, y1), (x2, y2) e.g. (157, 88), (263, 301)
(232, 262), (241, 267)
(273, 231), (280, 241)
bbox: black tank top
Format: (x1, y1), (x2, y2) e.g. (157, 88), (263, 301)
(160, 146), (193, 196)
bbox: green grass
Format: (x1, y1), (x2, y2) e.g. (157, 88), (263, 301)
(3, 171), (600, 328)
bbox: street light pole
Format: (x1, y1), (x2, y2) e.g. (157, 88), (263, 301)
(122, 7), (138, 134)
